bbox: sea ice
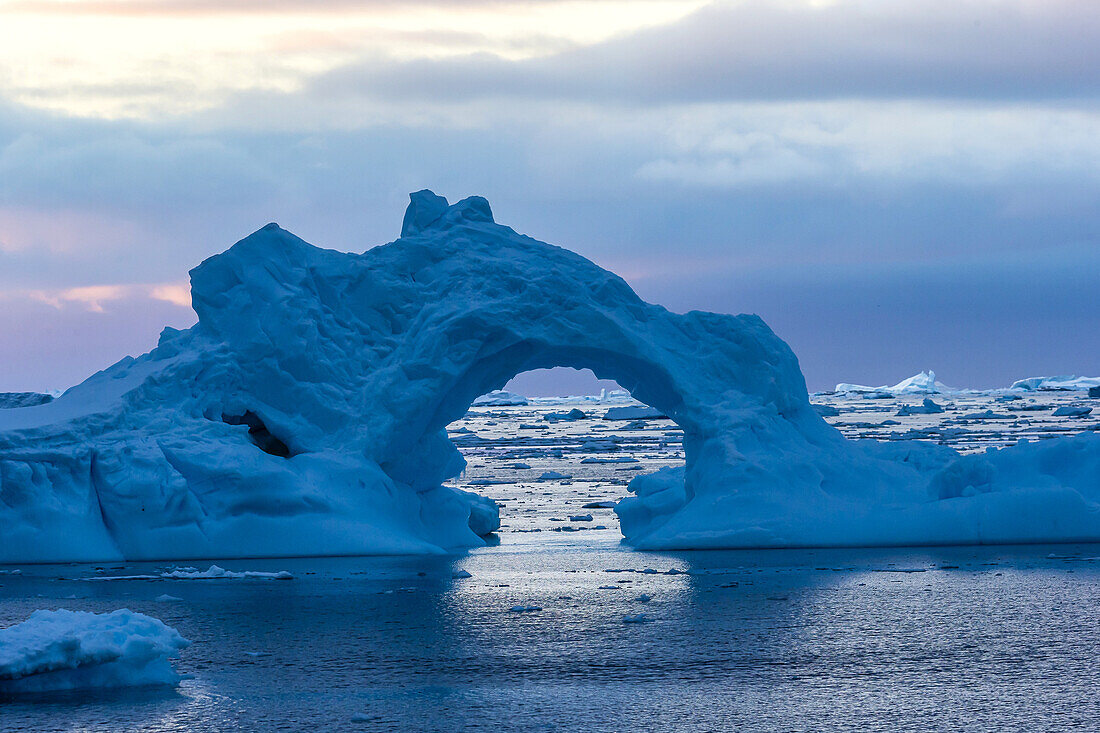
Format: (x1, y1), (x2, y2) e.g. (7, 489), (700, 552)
(0, 609), (189, 693)
(1052, 406), (1093, 417)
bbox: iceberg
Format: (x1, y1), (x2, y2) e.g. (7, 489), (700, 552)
(470, 390), (528, 407)
(1010, 376), (1100, 392)
(1, 190), (1099, 559)
(835, 370), (950, 395)
(0, 609), (189, 693)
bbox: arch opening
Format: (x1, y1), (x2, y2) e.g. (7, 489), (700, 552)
(436, 348), (696, 543)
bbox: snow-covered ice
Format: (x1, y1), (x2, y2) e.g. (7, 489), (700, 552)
(0, 609), (189, 693)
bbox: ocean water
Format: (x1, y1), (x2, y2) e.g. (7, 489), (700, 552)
(3, 543), (1099, 732)
(2, 395), (1098, 731)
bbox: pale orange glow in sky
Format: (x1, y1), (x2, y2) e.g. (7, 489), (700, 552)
(0, 0), (707, 118)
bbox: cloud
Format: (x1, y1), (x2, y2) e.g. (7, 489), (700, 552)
(298, 0), (1100, 104)
(22, 281), (192, 313)
(2, 0), (586, 16)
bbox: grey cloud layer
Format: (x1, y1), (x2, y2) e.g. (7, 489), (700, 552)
(306, 0), (1100, 103)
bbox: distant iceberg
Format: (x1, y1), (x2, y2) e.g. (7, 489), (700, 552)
(471, 390), (528, 406)
(1010, 376), (1100, 392)
(1, 192), (1098, 560)
(835, 370), (950, 395)
(0, 609), (189, 693)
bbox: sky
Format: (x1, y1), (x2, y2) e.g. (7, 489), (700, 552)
(0, 0), (1097, 395)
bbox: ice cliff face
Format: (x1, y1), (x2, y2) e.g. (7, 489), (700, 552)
(1, 191), (1098, 562)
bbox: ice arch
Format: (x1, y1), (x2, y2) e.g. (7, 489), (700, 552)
(1, 191), (1099, 563)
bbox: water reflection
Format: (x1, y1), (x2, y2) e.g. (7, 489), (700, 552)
(2, 544), (1098, 731)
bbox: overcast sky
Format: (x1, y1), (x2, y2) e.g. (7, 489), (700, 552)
(0, 0), (1097, 394)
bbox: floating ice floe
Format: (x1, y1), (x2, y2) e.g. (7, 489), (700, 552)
(1052, 406), (1093, 418)
(1, 191), (1099, 559)
(84, 565), (292, 581)
(160, 565), (293, 580)
(0, 609), (189, 693)
(508, 604), (541, 613)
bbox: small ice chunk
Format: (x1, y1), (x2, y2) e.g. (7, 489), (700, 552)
(451, 570), (472, 579)
(635, 594), (652, 603)
(569, 514), (593, 522)
(509, 604), (542, 613)
(154, 594), (182, 602)
(622, 613), (652, 624)
(582, 500), (617, 509)
(537, 471), (572, 481)
(0, 609), (189, 693)
(160, 564), (293, 580)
